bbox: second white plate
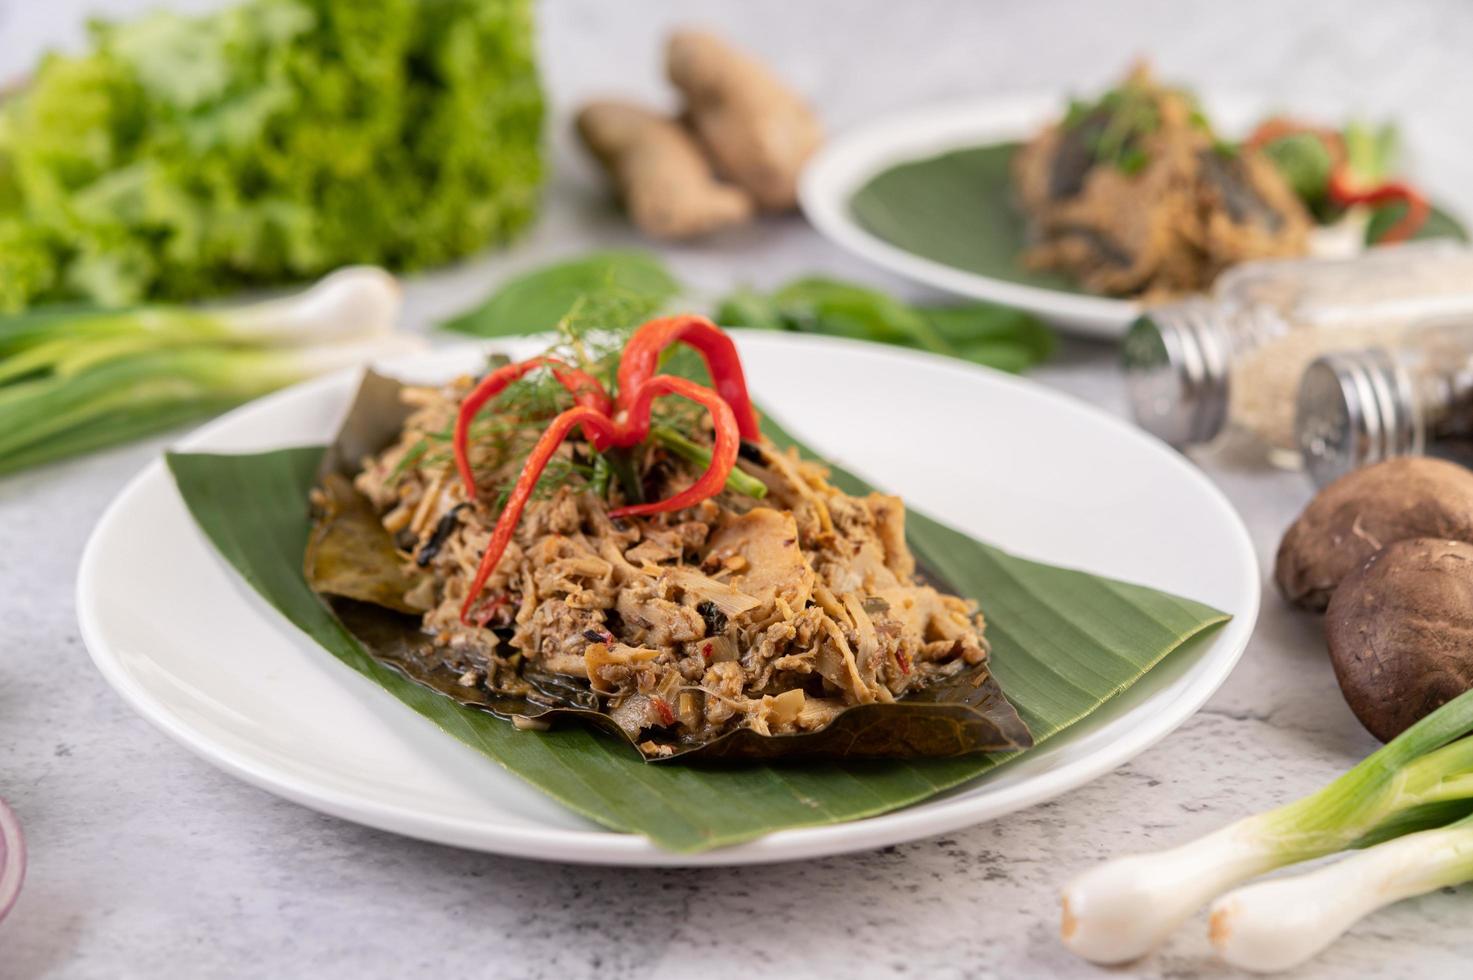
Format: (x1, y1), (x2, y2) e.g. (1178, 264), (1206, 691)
(77, 333), (1258, 866)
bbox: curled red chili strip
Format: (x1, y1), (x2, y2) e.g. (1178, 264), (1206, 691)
(453, 357), (613, 499)
(615, 315), (761, 441)
(458, 406), (618, 624)
(455, 319), (755, 623)
(1328, 169), (1431, 245)
(608, 375), (739, 519)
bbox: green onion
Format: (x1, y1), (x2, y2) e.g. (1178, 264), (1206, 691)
(1061, 688), (1473, 965)
(589, 451), (613, 499)
(0, 267), (417, 475)
(605, 448), (645, 506)
(1209, 810), (1473, 971)
(649, 425), (768, 499)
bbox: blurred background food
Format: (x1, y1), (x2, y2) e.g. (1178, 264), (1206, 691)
(1014, 65), (1313, 299)
(1014, 65), (1459, 302)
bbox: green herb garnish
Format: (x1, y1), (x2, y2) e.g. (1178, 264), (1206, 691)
(0, 0), (543, 312)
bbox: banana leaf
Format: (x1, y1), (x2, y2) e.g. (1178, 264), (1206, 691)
(166, 381), (1230, 851)
(304, 372), (1032, 761)
(849, 143), (1080, 292)
(849, 142), (1468, 290)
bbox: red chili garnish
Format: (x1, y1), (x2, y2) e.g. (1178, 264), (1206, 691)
(455, 320), (753, 625)
(470, 593), (509, 628)
(454, 357), (614, 499)
(701, 642), (713, 659)
(896, 651), (911, 675)
(652, 697), (676, 727)
(1328, 169), (1431, 245)
(458, 405), (619, 623)
(616, 315), (761, 441)
(608, 375), (739, 519)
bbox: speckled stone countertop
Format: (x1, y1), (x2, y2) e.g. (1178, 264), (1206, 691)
(4, 1), (1473, 977)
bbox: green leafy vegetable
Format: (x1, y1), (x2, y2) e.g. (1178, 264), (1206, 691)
(723, 277), (946, 347)
(1365, 201), (1469, 245)
(166, 421), (1227, 852)
(1260, 132), (1335, 206)
(922, 304), (1055, 364)
(715, 276), (1054, 373)
(442, 252), (1054, 373)
(0, 0), (543, 311)
(442, 251), (680, 337)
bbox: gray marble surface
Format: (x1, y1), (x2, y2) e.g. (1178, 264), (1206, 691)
(4, 0), (1473, 977)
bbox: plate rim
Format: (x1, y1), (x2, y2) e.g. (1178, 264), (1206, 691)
(76, 334), (1259, 866)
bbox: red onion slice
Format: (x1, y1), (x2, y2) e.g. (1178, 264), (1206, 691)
(0, 797), (24, 923)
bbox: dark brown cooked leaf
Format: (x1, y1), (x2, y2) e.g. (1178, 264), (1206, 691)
(307, 372), (1032, 761)
(305, 473), (427, 614)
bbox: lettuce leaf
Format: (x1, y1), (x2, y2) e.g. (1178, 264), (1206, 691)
(0, 0), (544, 310)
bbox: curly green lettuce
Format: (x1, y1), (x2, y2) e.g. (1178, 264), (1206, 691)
(0, 0), (543, 310)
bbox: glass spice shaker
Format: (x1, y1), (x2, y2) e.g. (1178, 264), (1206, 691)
(1296, 318), (1473, 486)
(1122, 241), (1473, 468)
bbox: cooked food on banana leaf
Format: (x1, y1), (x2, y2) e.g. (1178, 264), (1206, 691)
(305, 316), (1031, 761)
(1013, 65), (1313, 298)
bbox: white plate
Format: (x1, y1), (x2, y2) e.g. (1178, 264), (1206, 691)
(799, 93), (1263, 338)
(77, 334), (1258, 866)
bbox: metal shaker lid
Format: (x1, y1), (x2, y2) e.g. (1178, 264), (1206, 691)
(1295, 348), (1420, 487)
(1122, 299), (1232, 448)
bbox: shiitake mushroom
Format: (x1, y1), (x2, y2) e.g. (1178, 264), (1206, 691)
(1275, 457), (1473, 611)
(1324, 537), (1473, 742)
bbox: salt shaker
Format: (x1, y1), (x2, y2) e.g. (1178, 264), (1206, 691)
(1296, 319), (1473, 486)
(1123, 241), (1473, 468)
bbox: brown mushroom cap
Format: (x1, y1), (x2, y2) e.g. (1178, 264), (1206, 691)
(1324, 537), (1473, 742)
(1276, 457), (1473, 611)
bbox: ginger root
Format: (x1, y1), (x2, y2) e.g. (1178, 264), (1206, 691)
(576, 100), (754, 240)
(667, 30), (823, 211)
